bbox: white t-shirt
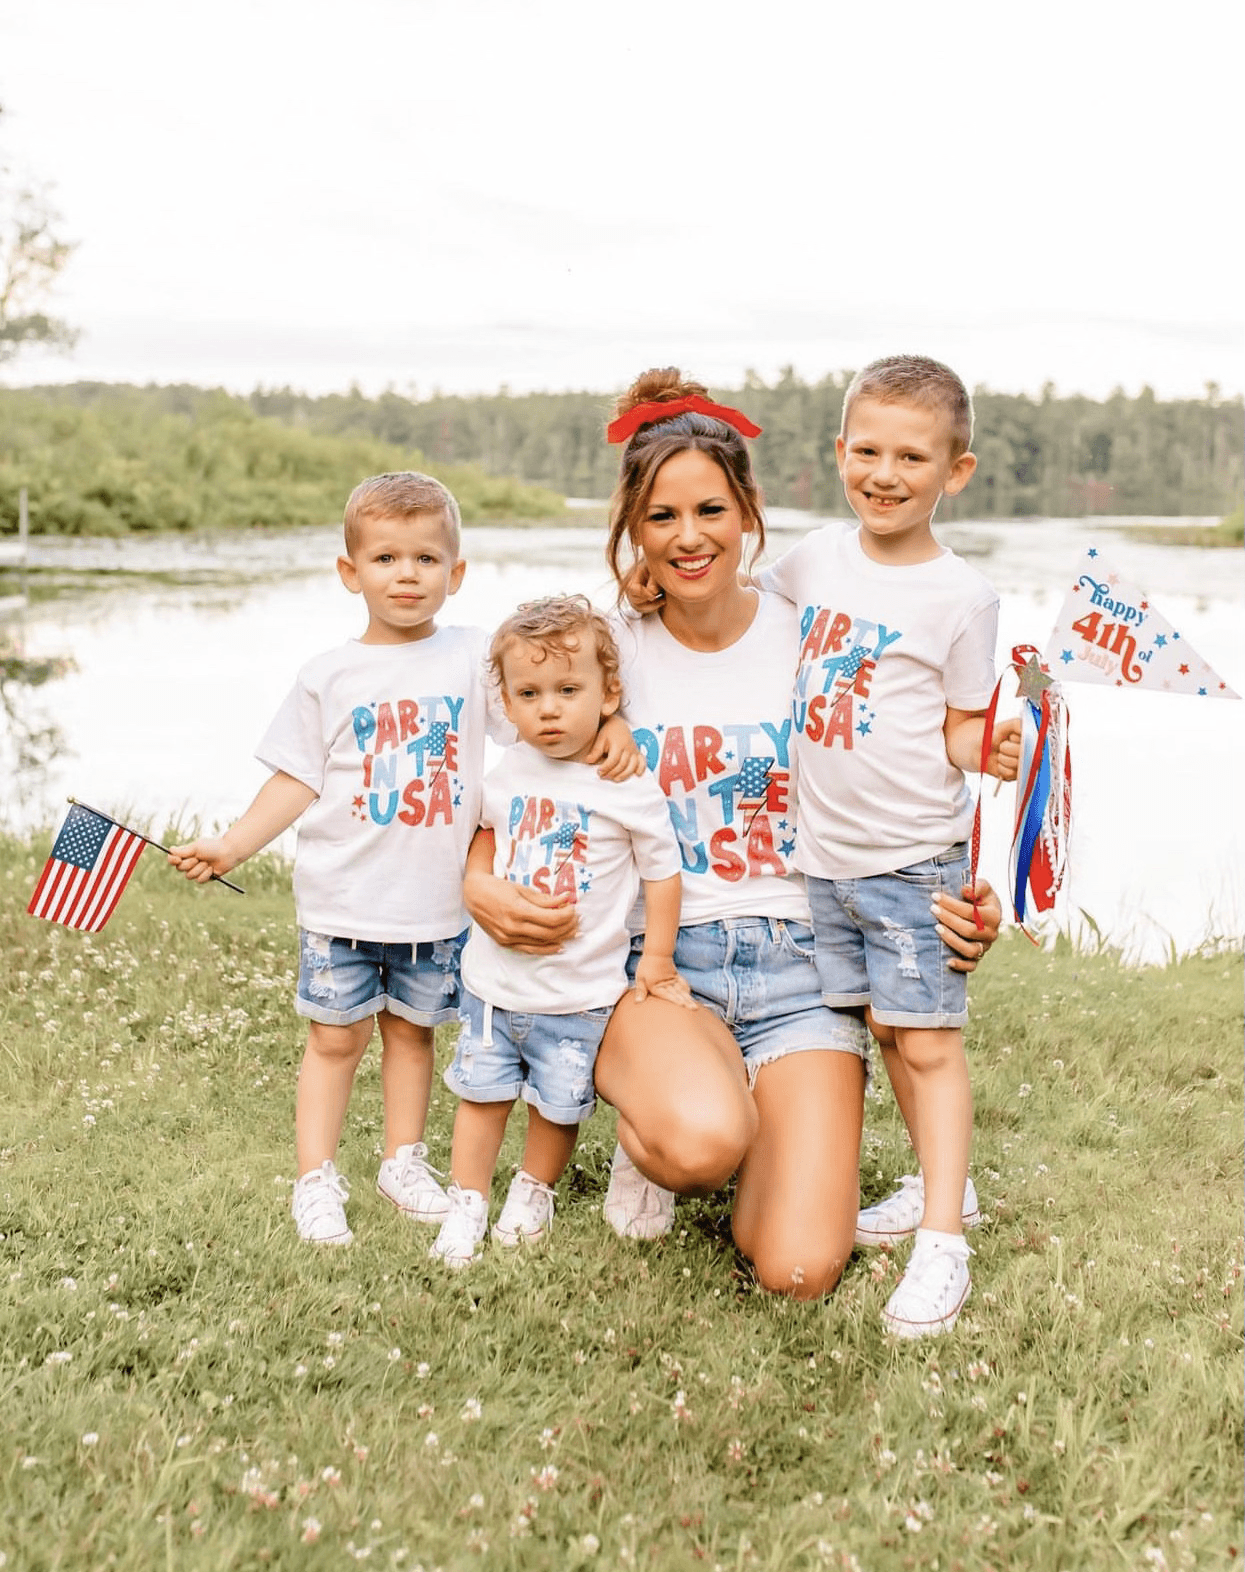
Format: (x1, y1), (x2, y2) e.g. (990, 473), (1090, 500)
(461, 743), (682, 1014)
(611, 593), (810, 927)
(257, 626), (504, 942)
(759, 523), (998, 880)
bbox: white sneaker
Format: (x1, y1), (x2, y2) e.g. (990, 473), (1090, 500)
(855, 1173), (981, 1247)
(291, 1161), (353, 1246)
(882, 1228), (972, 1337)
(602, 1144), (675, 1241)
(376, 1142), (450, 1222)
(493, 1169), (556, 1247)
(429, 1184), (489, 1269)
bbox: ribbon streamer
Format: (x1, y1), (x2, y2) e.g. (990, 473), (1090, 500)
(969, 645), (1072, 938)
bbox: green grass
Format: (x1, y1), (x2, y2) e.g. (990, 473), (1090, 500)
(2, 835), (1241, 1571)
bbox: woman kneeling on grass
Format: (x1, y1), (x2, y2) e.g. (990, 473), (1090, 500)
(464, 369), (1001, 1301)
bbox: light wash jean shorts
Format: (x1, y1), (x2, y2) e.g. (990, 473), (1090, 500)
(805, 843), (971, 1029)
(443, 988), (609, 1126)
(295, 928), (466, 1028)
(625, 917), (869, 1085)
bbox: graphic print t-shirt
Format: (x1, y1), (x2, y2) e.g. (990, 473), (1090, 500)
(257, 627), (502, 941)
(461, 744), (682, 1014)
(611, 593), (809, 928)
(760, 524), (998, 880)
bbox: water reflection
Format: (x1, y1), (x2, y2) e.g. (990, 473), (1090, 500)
(2, 516), (1241, 963)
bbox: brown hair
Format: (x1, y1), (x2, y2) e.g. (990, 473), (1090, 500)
(840, 355), (974, 459)
(489, 594), (621, 701)
(605, 368), (765, 593)
(342, 471), (462, 555)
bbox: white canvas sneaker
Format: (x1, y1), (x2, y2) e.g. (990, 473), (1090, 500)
(376, 1142), (450, 1222)
(429, 1183), (489, 1269)
(882, 1228), (973, 1337)
(855, 1173), (981, 1247)
(602, 1144), (675, 1241)
(492, 1170), (556, 1247)
(291, 1161), (353, 1246)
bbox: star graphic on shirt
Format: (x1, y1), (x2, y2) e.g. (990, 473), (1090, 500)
(353, 795), (364, 810)
(780, 838), (795, 856)
(1198, 687), (1207, 696)
(1179, 663), (1190, 675)
(857, 719), (872, 737)
(579, 875), (593, 895)
(1059, 649), (1073, 664)
(1154, 634), (1167, 648)
(1088, 547), (1098, 558)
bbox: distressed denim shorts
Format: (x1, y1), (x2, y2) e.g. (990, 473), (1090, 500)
(805, 844), (971, 1029)
(443, 988), (608, 1125)
(295, 928), (466, 1028)
(626, 917), (869, 1084)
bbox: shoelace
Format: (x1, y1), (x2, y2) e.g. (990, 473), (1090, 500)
(299, 1166), (349, 1222)
(400, 1144), (447, 1186)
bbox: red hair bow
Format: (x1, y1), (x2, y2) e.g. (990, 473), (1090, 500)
(606, 395), (762, 444)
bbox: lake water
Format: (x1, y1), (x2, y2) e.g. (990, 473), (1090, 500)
(3, 510), (1242, 964)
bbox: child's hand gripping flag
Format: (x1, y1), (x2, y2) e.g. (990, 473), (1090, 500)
(27, 799), (245, 931)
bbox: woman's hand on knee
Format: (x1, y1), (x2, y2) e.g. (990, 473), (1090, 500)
(934, 876), (1003, 972)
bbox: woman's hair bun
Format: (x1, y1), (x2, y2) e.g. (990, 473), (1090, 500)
(614, 367), (709, 418)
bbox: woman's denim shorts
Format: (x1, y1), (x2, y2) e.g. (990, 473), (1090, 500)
(626, 916), (869, 1084)
(806, 843), (971, 1028)
(295, 928), (466, 1028)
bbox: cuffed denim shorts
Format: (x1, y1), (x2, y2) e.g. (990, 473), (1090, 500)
(295, 928), (467, 1028)
(443, 988), (609, 1125)
(626, 917), (869, 1085)
(806, 843), (971, 1029)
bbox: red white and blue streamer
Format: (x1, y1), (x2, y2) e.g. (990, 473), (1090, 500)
(970, 645), (1072, 937)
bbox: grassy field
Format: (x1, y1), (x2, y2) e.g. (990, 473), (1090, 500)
(1, 836), (1241, 1572)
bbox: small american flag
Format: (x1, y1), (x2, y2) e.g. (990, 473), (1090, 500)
(425, 721), (450, 756)
(27, 804), (146, 931)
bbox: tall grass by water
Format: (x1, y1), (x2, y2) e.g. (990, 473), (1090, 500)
(1, 835), (1241, 1571)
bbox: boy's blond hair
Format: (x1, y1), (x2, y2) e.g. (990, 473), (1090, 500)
(489, 594), (621, 700)
(841, 355), (974, 459)
(343, 471), (462, 555)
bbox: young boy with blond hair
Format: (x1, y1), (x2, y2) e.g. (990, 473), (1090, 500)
(430, 594), (693, 1268)
(170, 471), (500, 1245)
(760, 355), (1020, 1336)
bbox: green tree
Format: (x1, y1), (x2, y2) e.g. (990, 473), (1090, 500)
(0, 107), (78, 365)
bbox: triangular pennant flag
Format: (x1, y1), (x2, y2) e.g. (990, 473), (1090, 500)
(1044, 548), (1239, 697)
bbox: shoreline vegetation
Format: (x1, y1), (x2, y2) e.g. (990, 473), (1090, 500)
(1, 377), (1242, 542)
(2, 831), (1242, 1569)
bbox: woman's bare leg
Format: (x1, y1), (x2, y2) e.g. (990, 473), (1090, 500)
(594, 992), (756, 1195)
(731, 1051), (866, 1300)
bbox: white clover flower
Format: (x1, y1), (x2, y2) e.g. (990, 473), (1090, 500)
(81, 1432), (99, 1447)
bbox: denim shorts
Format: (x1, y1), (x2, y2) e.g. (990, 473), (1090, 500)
(443, 988), (609, 1125)
(295, 928), (466, 1028)
(626, 917), (869, 1085)
(805, 844), (971, 1029)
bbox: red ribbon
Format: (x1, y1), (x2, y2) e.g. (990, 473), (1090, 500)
(606, 396), (763, 444)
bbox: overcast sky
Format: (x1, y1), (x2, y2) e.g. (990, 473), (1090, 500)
(2, 0), (1240, 402)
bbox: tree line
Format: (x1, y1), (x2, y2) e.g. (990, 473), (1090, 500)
(252, 370), (1243, 522)
(0, 384), (560, 535)
(1, 373), (1240, 537)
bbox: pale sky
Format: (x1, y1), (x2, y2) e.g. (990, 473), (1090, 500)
(2, 0), (1241, 401)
